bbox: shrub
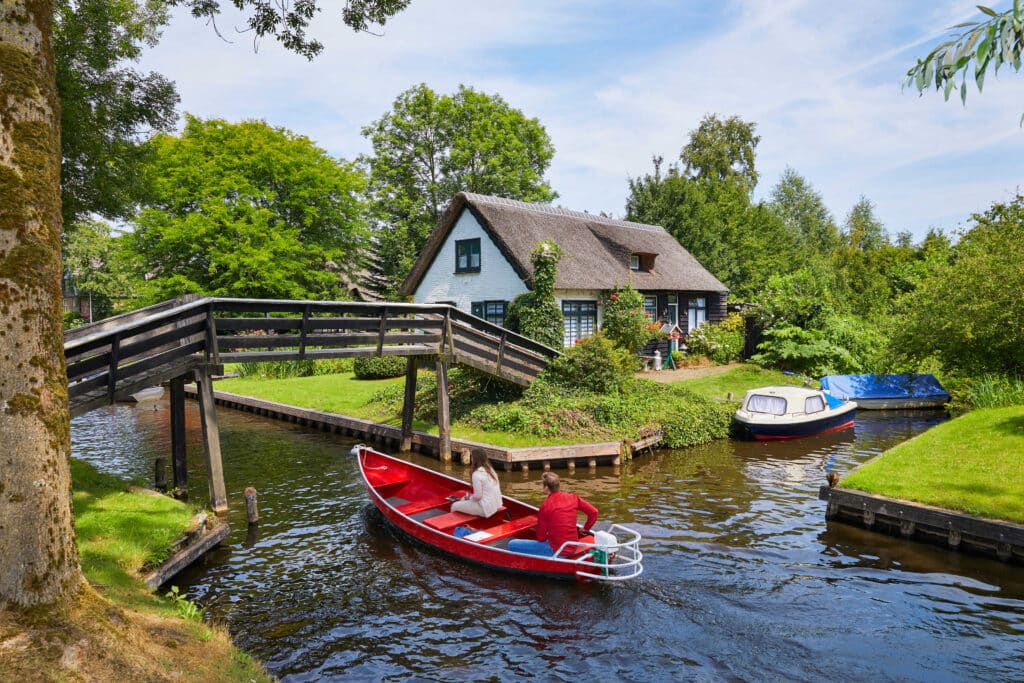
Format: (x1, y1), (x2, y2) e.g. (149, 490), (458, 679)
(504, 241), (564, 348)
(957, 374), (1024, 411)
(539, 332), (636, 394)
(658, 388), (735, 447)
(64, 311), (87, 330)
(600, 282), (652, 354)
(686, 313), (744, 364)
(353, 356), (408, 379)
(750, 323), (857, 376)
(671, 350), (686, 365)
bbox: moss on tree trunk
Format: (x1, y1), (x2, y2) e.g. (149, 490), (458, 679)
(0, 0), (82, 608)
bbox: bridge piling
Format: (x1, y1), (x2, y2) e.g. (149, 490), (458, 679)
(195, 366), (228, 515)
(401, 357), (417, 451)
(436, 359), (451, 462)
(170, 376), (188, 496)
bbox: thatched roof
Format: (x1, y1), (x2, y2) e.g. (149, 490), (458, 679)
(400, 192), (729, 296)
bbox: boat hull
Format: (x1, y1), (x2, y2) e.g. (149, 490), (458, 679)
(734, 403), (856, 441)
(356, 447), (642, 582)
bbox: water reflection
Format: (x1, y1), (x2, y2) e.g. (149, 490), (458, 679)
(71, 403), (1024, 681)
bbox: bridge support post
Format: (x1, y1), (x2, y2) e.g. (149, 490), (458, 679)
(195, 367), (228, 515)
(401, 357), (417, 451)
(170, 375), (188, 496)
(436, 360), (451, 462)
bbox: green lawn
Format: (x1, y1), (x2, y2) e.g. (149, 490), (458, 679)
(217, 373), (580, 447)
(841, 405), (1024, 523)
(671, 364), (809, 400)
(72, 458), (196, 612)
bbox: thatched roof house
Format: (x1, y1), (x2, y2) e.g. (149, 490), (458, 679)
(401, 192), (729, 346)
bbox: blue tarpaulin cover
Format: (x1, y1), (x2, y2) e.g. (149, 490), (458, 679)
(819, 374), (950, 401)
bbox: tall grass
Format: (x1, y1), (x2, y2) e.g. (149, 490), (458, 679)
(963, 374), (1024, 409)
(235, 358), (354, 379)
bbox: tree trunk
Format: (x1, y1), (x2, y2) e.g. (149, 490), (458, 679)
(0, 0), (82, 608)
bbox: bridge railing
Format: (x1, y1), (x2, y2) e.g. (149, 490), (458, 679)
(65, 297), (560, 416)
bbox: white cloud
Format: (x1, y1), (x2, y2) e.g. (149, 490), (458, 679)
(138, 0), (1024, 240)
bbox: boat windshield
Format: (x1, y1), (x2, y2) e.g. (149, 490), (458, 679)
(746, 394), (787, 415)
(804, 395), (825, 414)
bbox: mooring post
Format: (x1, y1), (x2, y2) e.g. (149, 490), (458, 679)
(169, 375), (188, 496)
(401, 357), (417, 451)
(244, 486), (259, 525)
(154, 457), (167, 491)
(195, 367), (228, 515)
(436, 359), (451, 462)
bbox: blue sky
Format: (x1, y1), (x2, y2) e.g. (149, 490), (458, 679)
(138, 0), (1024, 242)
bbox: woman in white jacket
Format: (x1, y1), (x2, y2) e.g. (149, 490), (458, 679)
(451, 451), (502, 518)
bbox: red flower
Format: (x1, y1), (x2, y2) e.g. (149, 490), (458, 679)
(611, 293), (619, 302)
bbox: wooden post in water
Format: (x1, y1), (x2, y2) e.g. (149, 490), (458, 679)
(195, 367), (228, 515)
(401, 357), (417, 451)
(436, 359), (451, 462)
(154, 457), (167, 491)
(244, 487), (259, 525)
(169, 375), (188, 496)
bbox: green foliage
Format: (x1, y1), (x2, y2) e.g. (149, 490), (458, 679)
(129, 116), (367, 303)
(890, 194), (1024, 376)
(353, 356), (408, 379)
(165, 585), (204, 622)
(681, 114), (761, 194)
(55, 0), (179, 231)
(750, 323), (858, 376)
(236, 358), (354, 380)
(768, 167), (840, 257)
(170, 0), (412, 59)
(63, 311), (87, 330)
(362, 84), (556, 295)
(658, 387), (736, 448)
(905, 4), (1024, 120)
(539, 332), (636, 394)
(842, 196), (889, 252)
(752, 266), (835, 328)
(63, 217), (139, 317)
(685, 313), (744, 365)
(504, 241), (563, 348)
(599, 283), (651, 354)
(626, 150), (801, 300)
(956, 374), (1024, 410)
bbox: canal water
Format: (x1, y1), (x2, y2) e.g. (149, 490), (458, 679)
(72, 402), (1024, 682)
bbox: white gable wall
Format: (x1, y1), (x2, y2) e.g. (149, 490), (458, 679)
(412, 209), (528, 310)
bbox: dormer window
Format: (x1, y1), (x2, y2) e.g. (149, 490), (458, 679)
(630, 253), (656, 272)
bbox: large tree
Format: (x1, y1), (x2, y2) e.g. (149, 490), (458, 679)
(769, 168), (841, 257)
(130, 116), (367, 302)
(0, 0), (411, 611)
(362, 83), (556, 297)
(55, 0), (179, 232)
(626, 116), (800, 300)
(891, 193), (1024, 375)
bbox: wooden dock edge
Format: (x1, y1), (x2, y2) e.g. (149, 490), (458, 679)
(819, 485), (1024, 564)
(144, 514), (230, 589)
(184, 386), (662, 469)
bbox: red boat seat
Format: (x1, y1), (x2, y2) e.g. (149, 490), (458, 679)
(396, 495), (459, 516)
(422, 506), (508, 531)
(473, 515), (538, 544)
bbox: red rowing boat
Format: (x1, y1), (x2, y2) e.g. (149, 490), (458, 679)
(354, 445), (643, 582)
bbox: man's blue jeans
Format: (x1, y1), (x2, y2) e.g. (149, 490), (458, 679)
(508, 539), (554, 557)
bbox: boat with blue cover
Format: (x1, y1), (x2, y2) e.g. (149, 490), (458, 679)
(819, 374), (950, 410)
(733, 385), (856, 441)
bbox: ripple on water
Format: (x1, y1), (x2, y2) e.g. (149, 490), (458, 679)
(70, 403), (1024, 681)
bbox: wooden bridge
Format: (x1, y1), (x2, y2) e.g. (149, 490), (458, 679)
(65, 296), (559, 512)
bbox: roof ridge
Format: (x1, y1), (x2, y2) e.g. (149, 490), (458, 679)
(460, 192), (664, 233)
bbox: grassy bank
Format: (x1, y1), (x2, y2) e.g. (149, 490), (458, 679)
(0, 460), (271, 681)
(216, 363), (806, 450)
(669, 364), (808, 400)
(841, 405), (1024, 524)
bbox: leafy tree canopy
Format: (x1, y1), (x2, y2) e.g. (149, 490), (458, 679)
(905, 3), (1024, 120)
(362, 83), (556, 296)
(129, 115), (367, 302)
(56, 0), (180, 231)
(842, 195), (889, 252)
(768, 167), (840, 257)
(171, 0), (411, 59)
(680, 113), (760, 194)
(891, 193), (1024, 375)
(63, 218), (137, 319)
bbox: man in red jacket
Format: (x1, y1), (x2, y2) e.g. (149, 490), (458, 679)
(508, 472), (598, 557)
